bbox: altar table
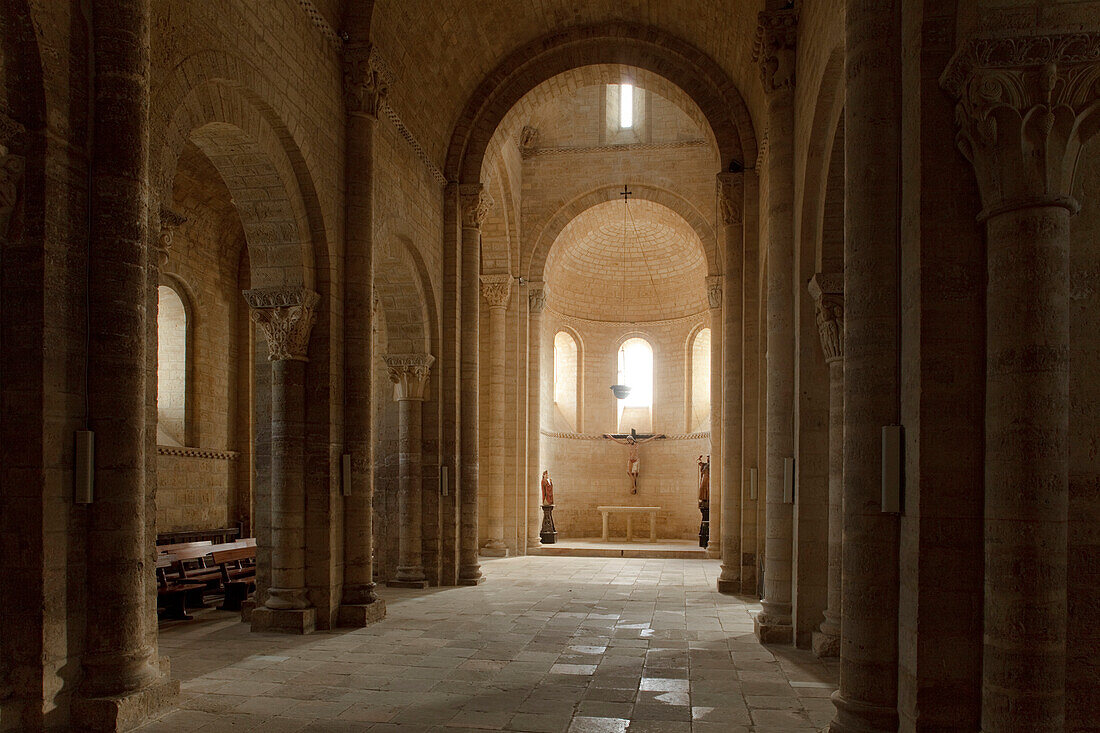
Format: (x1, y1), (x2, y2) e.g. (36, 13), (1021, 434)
(597, 505), (660, 542)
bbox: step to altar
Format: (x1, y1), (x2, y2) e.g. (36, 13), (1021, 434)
(526, 538), (709, 559)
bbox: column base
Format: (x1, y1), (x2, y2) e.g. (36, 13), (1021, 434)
(812, 629), (840, 658)
(706, 546), (721, 560)
(251, 606), (316, 634)
(336, 600), (387, 628)
(387, 578), (429, 589)
(828, 689), (898, 733)
(240, 599), (256, 622)
(526, 536), (541, 553)
(480, 544), (509, 558)
(717, 575), (742, 594)
(71, 672), (179, 732)
(753, 612), (794, 645)
(458, 575), (486, 586)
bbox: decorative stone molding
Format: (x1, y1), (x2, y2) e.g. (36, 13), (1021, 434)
(519, 125), (540, 154)
(459, 183), (494, 230)
(755, 130), (769, 171)
(381, 105), (447, 185)
(548, 307), (708, 329)
(941, 32), (1100, 220)
(522, 138), (707, 159)
(480, 273), (512, 308)
(383, 353), (434, 401)
(808, 273), (843, 363)
(155, 207), (187, 267)
(754, 9), (798, 94)
(541, 430), (711, 441)
(244, 287), (320, 362)
(156, 445), (240, 460)
(528, 282), (546, 314)
(344, 43), (391, 119)
(716, 171), (744, 226)
(707, 275), (723, 309)
(297, 0), (342, 48)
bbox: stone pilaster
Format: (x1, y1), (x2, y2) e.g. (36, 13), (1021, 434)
(384, 354), (434, 589)
(458, 183), (493, 585)
(527, 282), (546, 551)
(808, 274), (843, 659)
(246, 287), (319, 634)
(942, 33), (1100, 731)
(480, 273), (512, 557)
(338, 41), (391, 627)
(705, 274), (723, 560)
(716, 172), (745, 592)
(753, 8), (797, 644)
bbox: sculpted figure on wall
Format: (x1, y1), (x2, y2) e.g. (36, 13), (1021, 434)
(602, 430), (665, 494)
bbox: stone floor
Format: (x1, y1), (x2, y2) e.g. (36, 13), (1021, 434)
(526, 539), (706, 559)
(139, 556), (837, 732)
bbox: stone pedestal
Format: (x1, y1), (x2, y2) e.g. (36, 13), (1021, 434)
(698, 502), (710, 548)
(540, 505), (557, 544)
(251, 607), (317, 635)
(336, 599), (387, 627)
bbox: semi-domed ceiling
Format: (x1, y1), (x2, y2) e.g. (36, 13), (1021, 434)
(544, 199), (707, 322)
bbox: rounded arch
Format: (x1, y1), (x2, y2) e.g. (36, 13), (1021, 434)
(445, 23), (758, 184)
(375, 230), (437, 357)
(798, 46), (845, 275)
(685, 323), (711, 432)
(528, 183), (717, 281)
(151, 52), (331, 290)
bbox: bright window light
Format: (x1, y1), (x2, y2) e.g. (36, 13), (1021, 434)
(620, 84), (633, 129)
(618, 338), (652, 407)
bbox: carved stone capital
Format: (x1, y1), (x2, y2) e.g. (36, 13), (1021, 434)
(383, 353), (434, 401)
(754, 9), (798, 95)
(519, 125), (540, 157)
(343, 43), (392, 119)
(716, 171), (744, 226)
(706, 275), (723, 309)
(155, 207), (187, 267)
(808, 273), (843, 363)
(459, 183), (494, 230)
(528, 282), (546, 314)
(480, 273), (512, 309)
(941, 33), (1100, 220)
(244, 287), (320, 362)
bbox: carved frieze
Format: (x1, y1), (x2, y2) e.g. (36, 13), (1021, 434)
(383, 353), (434, 401)
(480, 273), (512, 308)
(754, 9), (798, 94)
(808, 273), (843, 363)
(706, 275), (723, 309)
(343, 43), (392, 119)
(459, 183), (494, 230)
(244, 287), (319, 361)
(941, 33), (1100, 219)
(716, 171), (744, 226)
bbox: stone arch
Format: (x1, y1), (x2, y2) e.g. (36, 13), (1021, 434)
(151, 52), (331, 290)
(684, 322), (711, 433)
(156, 274), (199, 446)
(551, 325), (584, 433)
(375, 233), (435, 356)
(480, 160), (514, 276)
(529, 183), (716, 281)
(799, 47), (845, 275)
(445, 22), (758, 184)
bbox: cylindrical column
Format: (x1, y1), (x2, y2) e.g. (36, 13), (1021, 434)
(808, 274), (843, 658)
(80, 0), (158, 697)
(341, 43), (387, 611)
(830, 0), (901, 728)
(246, 288), (319, 632)
(480, 274), (512, 556)
(458, 184), (492, 585)
(717, 172), (744, 593)
(753, 9), (797, 643)
(385, 354), (434, 587)
(526, 284), (545, 550)
(706, 275), (723, 560)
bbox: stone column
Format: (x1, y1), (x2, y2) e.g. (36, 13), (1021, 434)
(74, 2), (179, 723)
(942, 35), (1100, 731)
(808, 274), (843, 658)
(526, 283), (546, 550)
(384, 354), (434, 588)
(706, 275), (723, 560)
(458, 184), (492, 584)
(247, 288), (319, 634)
(830, 1), (902, 729)
(753, 8), (797, 643)
(338, 42), (390, 626)
(480, 273), (511, 556)
(717, 172), (745, 592)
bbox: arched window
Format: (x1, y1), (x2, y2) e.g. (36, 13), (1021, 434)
(617, 337), (653, 433)
(157, 285), (188, 446)
(553, 330), (578, 432)
(690, 328), (711, 431)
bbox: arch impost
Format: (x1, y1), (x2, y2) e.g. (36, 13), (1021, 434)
(383, 353), (435, 401)
(459, 183), (494, 230)
(941, 32), (1100, 219)
(706, 275), (723, 309)
(808, 273), (843, 363)
(480, 273), (512, 308)
(244, 287), (320, 362)
(343, 43), (392, 119)
(716, 171), (744, 226)
(754, 8), (798, 95)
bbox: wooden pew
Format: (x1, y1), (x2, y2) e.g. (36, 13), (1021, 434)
(156, 555), (206, 621)
(210, 546), (256, 611)
(157, 540), (212, 555)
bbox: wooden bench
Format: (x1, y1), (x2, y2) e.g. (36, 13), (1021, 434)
(210, 546), (256, 611)
(165, 540), (257, 607)
(597, 505), (661, 542)
(157, 540), (212, 555)
(157, 527), (240, 546)
(156, 555), (206, 621)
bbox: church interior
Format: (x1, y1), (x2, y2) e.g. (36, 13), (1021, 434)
(1, 0), (1098, 730)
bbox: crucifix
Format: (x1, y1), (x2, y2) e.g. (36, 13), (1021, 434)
(601, 428), (666, 494)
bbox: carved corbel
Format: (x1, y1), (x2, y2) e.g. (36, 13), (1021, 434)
(155, 207), (187, 267)
(383, 353), (435, 401)
(244, 287), (320, 362)
(808, 273), (843, 363)
(754, 9), (798, 95)
(716, 171), (744, 226)
(706, 275), (723, 309)
(343, 43), (393, 119)
(480, 273), (512, 309)
(459, 183), (494, 230)
(528, 281), (546, 314)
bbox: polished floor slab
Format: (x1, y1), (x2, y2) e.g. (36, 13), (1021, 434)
(139, 556), (836, 732)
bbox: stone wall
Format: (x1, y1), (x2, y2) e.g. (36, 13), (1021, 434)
(155, 450), (238, 532)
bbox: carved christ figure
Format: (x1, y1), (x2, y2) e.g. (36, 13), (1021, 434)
(602, 431), (665, 494)
(697, 454), (710, 507)
(541, 470), (554, 506)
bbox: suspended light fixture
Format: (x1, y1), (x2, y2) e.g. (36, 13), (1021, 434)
(610, 184), (633, 401)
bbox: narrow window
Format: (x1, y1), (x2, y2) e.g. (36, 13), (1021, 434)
(554, 330), (578, 432)
(157, 285), (188, 446)
(691, 328), (711, 431)
(620, 83), (633, 129)
(617, 337), (653, 432)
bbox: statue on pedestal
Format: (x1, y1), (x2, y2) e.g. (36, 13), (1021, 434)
(698, 454), (710, 548)
(540, 470), (557, 544)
